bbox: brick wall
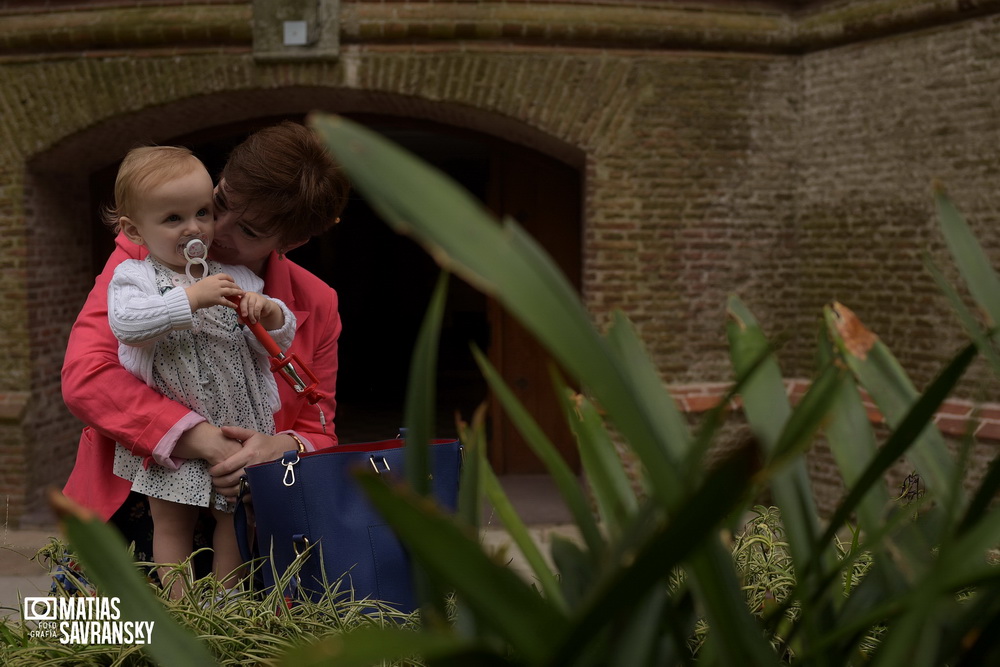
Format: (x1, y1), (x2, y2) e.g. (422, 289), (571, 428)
(794, 19), (1000, 393)
(1, 0), (999, 523)
(22, 170), (92, 522)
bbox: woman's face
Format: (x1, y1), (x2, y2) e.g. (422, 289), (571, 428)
(209, 178), (282, 275)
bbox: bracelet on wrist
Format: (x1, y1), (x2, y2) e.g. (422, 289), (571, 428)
(288, 433), (307, 454)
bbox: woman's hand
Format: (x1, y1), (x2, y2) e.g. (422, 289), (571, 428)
(172, 421), (242, 466)
(209, 426), (299, 501)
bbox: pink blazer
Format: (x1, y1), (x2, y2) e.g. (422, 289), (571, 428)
(62, 233), (341, 520)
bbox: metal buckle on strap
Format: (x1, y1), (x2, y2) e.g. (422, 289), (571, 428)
(291, 534), (310, 595)
(281, 450), (300, 487)
(292, 534), (310, 558)
(369, 456), (391, 474)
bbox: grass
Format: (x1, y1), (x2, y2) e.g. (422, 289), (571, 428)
(0, 538), (419, 667)
(0, 506), (892, 666)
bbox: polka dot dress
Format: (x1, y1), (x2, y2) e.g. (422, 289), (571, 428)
(114, 257), (277, 513)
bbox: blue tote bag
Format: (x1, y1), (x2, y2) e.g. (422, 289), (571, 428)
(235, 437), (462, 612)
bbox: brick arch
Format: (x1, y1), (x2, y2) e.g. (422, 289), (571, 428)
(29, 85), (589, 175)
(5, 46), (634, 523)
(20, 84), (588, 520)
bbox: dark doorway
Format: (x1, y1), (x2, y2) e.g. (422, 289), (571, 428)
(291, 118), (495, 444)
(88, 114), (582, 472)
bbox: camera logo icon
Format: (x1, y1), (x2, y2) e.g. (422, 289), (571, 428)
(23, 597), (57, 621)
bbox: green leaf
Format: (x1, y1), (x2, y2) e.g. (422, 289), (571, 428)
(52, 496), (217, 666)
(480, 462), (567, 610)
(725, 295), (791, 451)
(726, 296), (825, 568)
(935, 189), (1000, 327)
(404, 271), (449, 498)
(551, 444), (779, 667)
(608, 586), (669, 667)
(403, 271), (451, 619)
(605, 311), (692, 466)
(924, 253), (1000, 378)
(684, 342), (774, 479)
(824, 302), (963, 515)
(549, 535), (596, 611)
(728, 297), (843, 658)
(354, 474), (569, 663)
(959, 448), (1000, 534)
(555, 376), (636, 540)
(472, 347), (604, 558)
(769, 360), (845, 467)
(812, 339), (976, 565)
(456, 404), (487, 532)
(818, 329), (889, 536)
(309, 113), (679, 507)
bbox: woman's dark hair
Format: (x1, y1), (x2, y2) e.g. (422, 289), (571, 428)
(221, 121), (351, 246)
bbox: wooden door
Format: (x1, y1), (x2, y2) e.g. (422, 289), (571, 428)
(488, 149), (582, 474)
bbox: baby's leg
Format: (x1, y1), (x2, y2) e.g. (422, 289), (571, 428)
(148, 497), (199, 599)
(211, 507), (244, 590)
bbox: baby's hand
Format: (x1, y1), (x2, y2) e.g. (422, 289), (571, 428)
(240, 292), (284, 330)
(185, 274), (241, 312)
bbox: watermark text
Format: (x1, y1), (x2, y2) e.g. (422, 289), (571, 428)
(24, 597), (155, 645)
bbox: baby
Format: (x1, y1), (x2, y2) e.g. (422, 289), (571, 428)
(105, 145), (294, 597)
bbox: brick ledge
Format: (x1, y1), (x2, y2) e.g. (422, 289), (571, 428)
(669, 379), (1000, 443)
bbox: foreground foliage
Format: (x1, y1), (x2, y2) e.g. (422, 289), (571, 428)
(0, 534), (417, 667)
(305, 115), (1000, 666)
(3, 506), (840, 666)
(5, 116), (998, 665)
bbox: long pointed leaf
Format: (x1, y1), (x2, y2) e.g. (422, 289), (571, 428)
(456, 403), (487, 532)
(472, 347), (604, 558)
(935, 189), (1000, 327)
(726, 296), (825, 568)
(47, 491), (216, 667)
(924, 253), (1000, 378)
(404, 271), (449, 497)
(551, 444), (779, 666)
(788, 340), (979, 656)
(818, 328), (890, 536)
(825, 302), (963, 515)
(480, 462), (568, 610)
(726, 296), (792, 448)
(558, 383), (638, 540)
(958, 450), (1000, 534)
(770, 360), (845, 466)
(605, 311), (692, 464)
(403, 271), (450, 620)
(811, 338), (976, 565)
(354, 474), (569, 663)
(309, 113), (680, 506)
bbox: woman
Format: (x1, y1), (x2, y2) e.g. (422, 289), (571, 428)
(62, 121), (350, 549)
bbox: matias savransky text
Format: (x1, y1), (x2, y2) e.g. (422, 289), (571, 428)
(23, 596), (155, 645)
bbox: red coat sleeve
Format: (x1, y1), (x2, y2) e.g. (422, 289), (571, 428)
(61, 235), (194, 458)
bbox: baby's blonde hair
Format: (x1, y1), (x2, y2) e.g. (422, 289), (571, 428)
(103, 145), (204, 233)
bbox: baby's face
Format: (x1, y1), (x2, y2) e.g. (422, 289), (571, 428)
(124, 165), (216, 273)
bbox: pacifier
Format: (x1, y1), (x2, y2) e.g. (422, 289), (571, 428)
(183, 238), (209, 282)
